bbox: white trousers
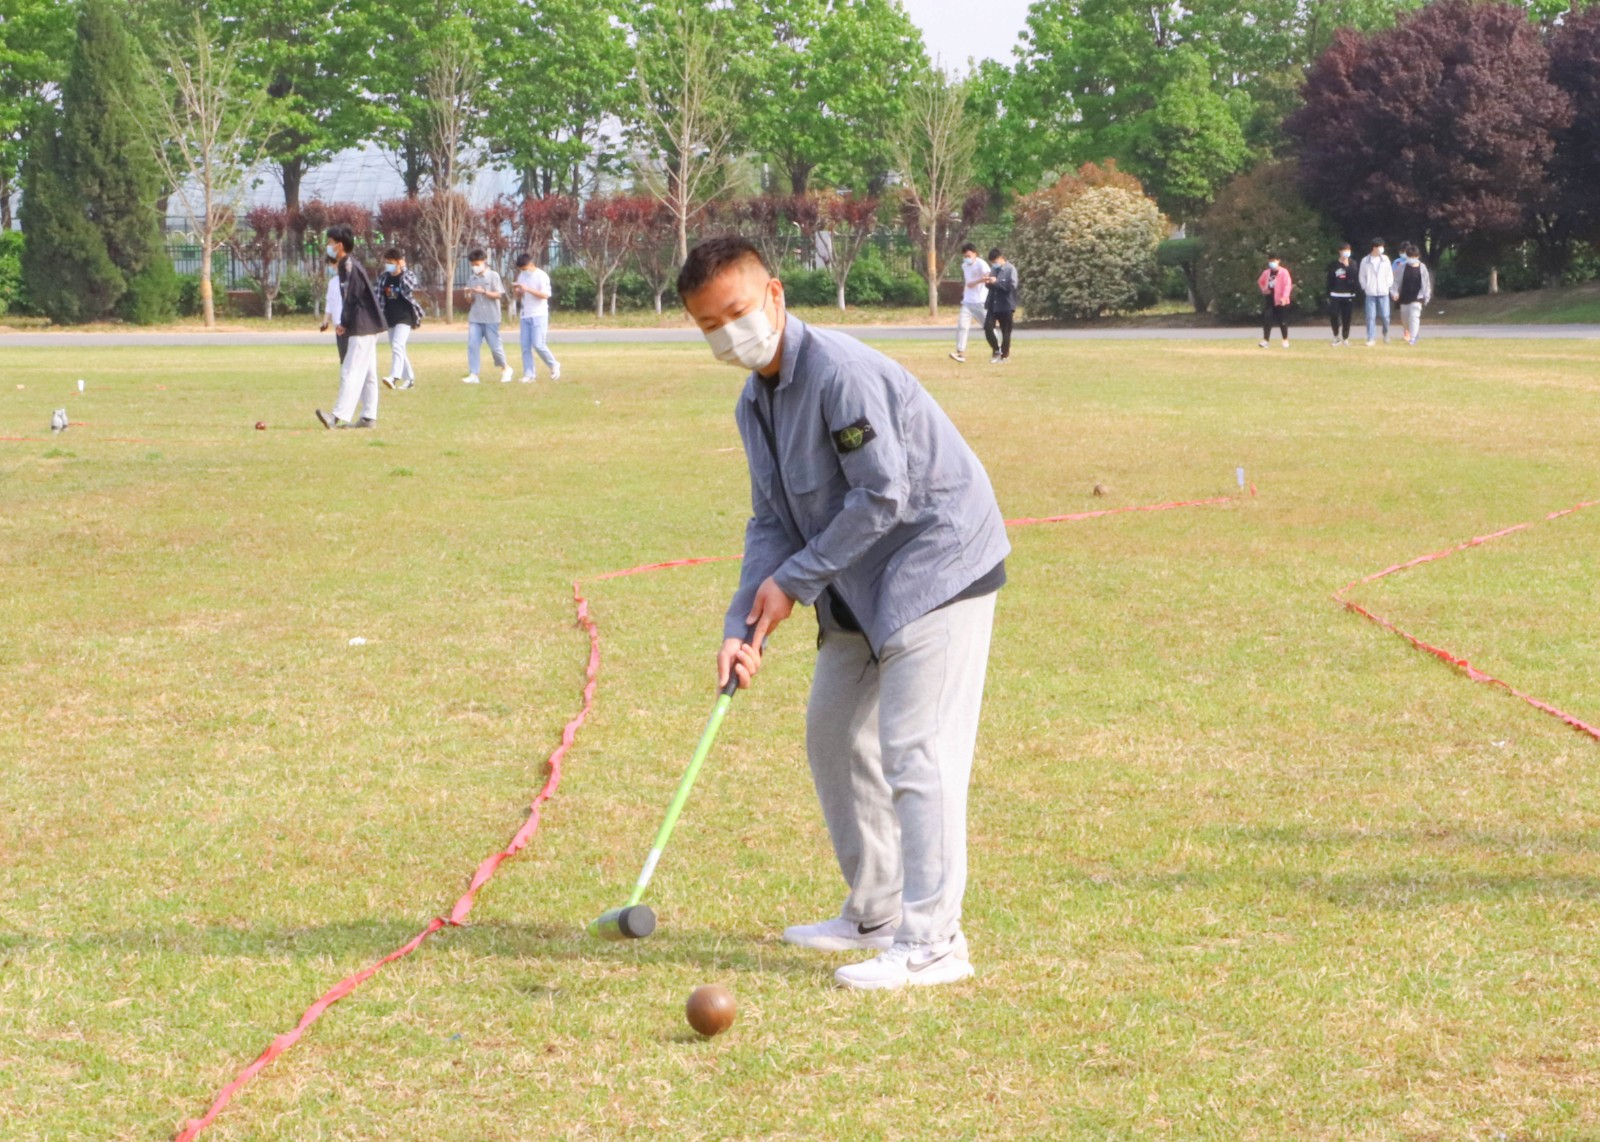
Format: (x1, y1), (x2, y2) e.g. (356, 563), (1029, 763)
(805, 592), (997, 945)
(955, 302), (986, 353)
(1401, 302), (1423, 340)
(334, 333), (380, 423)
(387, 322), (415, 382)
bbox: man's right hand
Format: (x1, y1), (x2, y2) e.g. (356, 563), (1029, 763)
(717, 637), (763, 690)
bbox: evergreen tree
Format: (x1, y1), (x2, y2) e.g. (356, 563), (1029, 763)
(21, 0), (174, 324)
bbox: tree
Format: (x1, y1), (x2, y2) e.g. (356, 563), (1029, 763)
(517, 194), (576, 267)
(633, 0), (745, 263)
(632, 198), (683, 316)
(21, 0), (174, 325)
(1287, 1), (1570, 261)
(569, 195), (651, 320)
(416, 20), (483, 322)
(818, 192), (881, 311)
(1537, 6), (1600, 285)
(743, 0), (928, 193)
(135, 12), (274, 327)
(0, 0), (75, 230)
(480, 0), (634, 198)
(230, 205), (290, 319)
(1197, 161), (1341, 320)
(1129, 47), (1248, 224)
(1014, 179), (1165, 319)
(889, 69), (979, 316)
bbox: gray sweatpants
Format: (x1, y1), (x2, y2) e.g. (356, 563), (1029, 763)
(805, 592), (996, 946)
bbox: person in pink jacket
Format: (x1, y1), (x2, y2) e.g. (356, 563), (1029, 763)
(1257, 255), (1293, 348)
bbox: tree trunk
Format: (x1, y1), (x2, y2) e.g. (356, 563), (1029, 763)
(788, 162), (813, 195)
(280, 159), (305, 214)
(925, 233), (938, 318)
(595, 274), (606, 320)
(1488, 266), (1499, 294)
(200, 230), (216, 328)
(264, 288), (275, 321)
(0, 172), (11, 230)
(654, 288), (665, 315)
(837, 279), (847, 312)
(610, 279), (618, 316)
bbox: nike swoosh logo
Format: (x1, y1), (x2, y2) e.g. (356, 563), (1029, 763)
(908, 950), (955, 973)
(856, 920), (893, 936)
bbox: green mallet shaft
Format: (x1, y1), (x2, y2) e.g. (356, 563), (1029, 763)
(589, 672), (742, 941)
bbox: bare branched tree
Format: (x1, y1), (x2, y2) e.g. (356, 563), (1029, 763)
(133, 15), (273, 327)
(889, 70), (978, 317)
(634, 0), (741, 264)
(420, 26), (481, 321)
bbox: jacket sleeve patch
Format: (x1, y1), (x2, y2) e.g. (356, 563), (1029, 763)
(832, 416), (877, 453)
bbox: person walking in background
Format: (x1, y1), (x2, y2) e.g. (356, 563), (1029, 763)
(512, 252), (561, 383)
(316, 224), (386, 430)
(1326, 242), (1357, 346)
(461, 248), (512, 385)
(1257, 254), (1292, 348)
(948, 242), (989, 364)
(981, 248), (1017, 364)
(1394, 243), (1433, 345)
(377, 248), (423, 390)
(1359, 238), (1394, 346)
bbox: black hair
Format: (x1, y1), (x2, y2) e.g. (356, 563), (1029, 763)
(676, 237), (772, 299)
(1267, 252), (1281, 260)
(467, 247), (488, 263)
(326, 224), (355, 254)
(1404, 242), (1420, 257)
(514, 252), (532, 269)
(960, 242), (978, 255)
(1371, 237), (1385, 248)
(383, 246), (403, 261)
(988, 247), (1003, 261)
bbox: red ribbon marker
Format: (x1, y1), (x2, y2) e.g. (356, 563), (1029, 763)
(1335, 500), (1600, 742)
(172, 489), (1245, 1139)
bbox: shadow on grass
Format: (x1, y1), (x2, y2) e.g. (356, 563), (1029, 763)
(0, 919), (828, 977)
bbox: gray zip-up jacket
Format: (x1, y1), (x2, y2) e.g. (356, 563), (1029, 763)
(727, 316), (1011, 653)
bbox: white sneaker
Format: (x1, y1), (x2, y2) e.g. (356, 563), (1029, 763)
(461, 373), (480, 384)
(1330, 338), (1341, 347)
(520, 374), (535, 384)
(989, 353), (1002, 364)
(381, 375), (396, 390)
(500, 366), (515, 383)
(551, 362), (562, 381)
(949, 351), (965, 363)
(782, 915), (897, 952)
(1281, 339), (1290, 348)
(1365, 339), (1375, 347)
(834, 934), (973, 991)
(1258, 340), (1269, 348)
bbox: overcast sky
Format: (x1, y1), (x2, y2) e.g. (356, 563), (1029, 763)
(902, 0), (1034, 72)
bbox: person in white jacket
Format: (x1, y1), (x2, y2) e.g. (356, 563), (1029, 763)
(1357, 238), (1394, 346)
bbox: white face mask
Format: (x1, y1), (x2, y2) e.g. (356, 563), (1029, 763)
(325, 243), (339, 259)
(384, 263), (398, 275)
(1375, 248), (1384, 257)
(470, 264), (486, 277)
(705, 295), (781, 371)
(1268, 261), (1279, 269)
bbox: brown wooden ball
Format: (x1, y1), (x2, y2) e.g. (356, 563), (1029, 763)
(685, 985), (736, 1037)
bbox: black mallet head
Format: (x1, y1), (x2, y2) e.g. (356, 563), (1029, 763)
(589, 904), (657, 941)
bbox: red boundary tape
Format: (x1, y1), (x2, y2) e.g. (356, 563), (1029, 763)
(1334, 500), (1600, 742)
(171, 491), (1244, 1139)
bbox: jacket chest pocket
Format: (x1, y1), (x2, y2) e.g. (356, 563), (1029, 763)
(783, 436), (848, 529)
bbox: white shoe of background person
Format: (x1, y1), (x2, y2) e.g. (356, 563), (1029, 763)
(551, 362), (562, 381)
(381, 376), (396, 390)
(1330, 338), (1341, 347)
(834, 933), (974, 991)
(782, 914), (897, 952)
(461, 373), (480, 384)
(1258, 340), (1269, 348)
(949, 351), (965, 363)
(500, 366), (515, 383)
(1281, 340), (1291, 349)
(520, 374), (536, 384)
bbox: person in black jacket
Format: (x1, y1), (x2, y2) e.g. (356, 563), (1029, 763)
(316, 224), (388, 430)
(377, 248), (424, 390)
(982, 248), (1018, 364)
(1326, 242), (1357, 346)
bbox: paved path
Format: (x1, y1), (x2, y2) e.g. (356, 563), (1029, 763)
(3, 323), (1597, 347)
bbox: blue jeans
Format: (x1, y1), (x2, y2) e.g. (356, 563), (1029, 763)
(1364, 294), (1391, 341)
(520, 315), (558, 375)
(467, 321), (506, 375)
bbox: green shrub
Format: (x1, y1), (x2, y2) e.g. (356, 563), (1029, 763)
(550, 265), (595, 313)
(1015, 184), (1165, 319)
(120, 257), (179, 324)
(779, 267), (835, 306)
(0, 230), (24, 316)
(278, 269), (317, 316)
(175, 273), (203, 317)
(1199, 162), (1342, 320)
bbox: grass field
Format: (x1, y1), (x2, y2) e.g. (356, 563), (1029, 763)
(2, 333), (1598, 1140)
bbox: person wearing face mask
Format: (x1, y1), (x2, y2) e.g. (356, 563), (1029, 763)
(1394, 243), (1433, 345)
(948, 242), (989, 364)
(1326, 243), (1357, 346)
(1358, 238), (1395, 346)
(377, 248), (424, 390)
(315, 224), (387, 430)
(679, 237), (1010, 992)
(1257, 254), (1293, 348)
(460, 248), (512, 385)
(318, 253), (345, 362)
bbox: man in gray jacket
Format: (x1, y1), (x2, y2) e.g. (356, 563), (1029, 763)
(679, 237), (1009, 991)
